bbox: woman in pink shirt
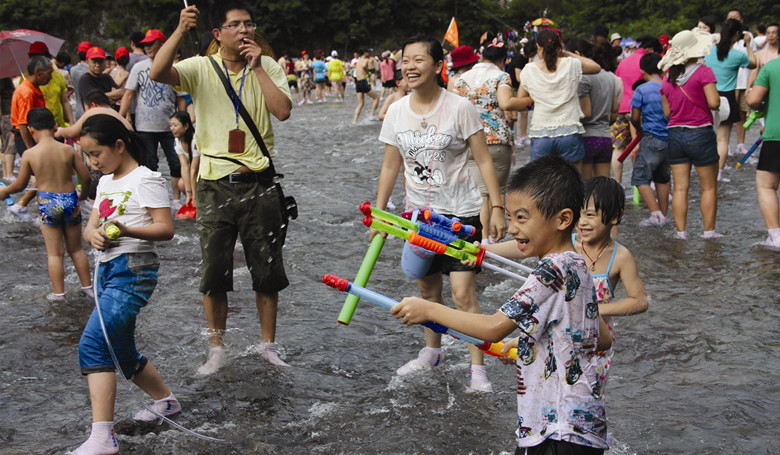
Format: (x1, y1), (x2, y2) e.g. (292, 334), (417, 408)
(659, 30), (722, 239)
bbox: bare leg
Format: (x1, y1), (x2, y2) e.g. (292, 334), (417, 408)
(19, 189), (36, 207)
(353, 92), (365, 123)
(367, 91), (380, 118)
(87, 372), (117, 422)
(757, 170), (780, 230)
(594, 162), (611, 178)
(695, 163), (719, 232)
(40, 224), (66, 294)
(64, 223), (92, 287)
(2, 153), (14, 178)
(416, 273), (444, 349)
(255, 291), (279, 342)
(671, 163), (692, 233)
(611, 148), (625, 183)
(449, 270), (484, 366)
(716, 124), (731, 172)
(131, 362), (171, 401)
(202, 292), (228, 347)
(637, 184), (661, 213)
(656, 181), (671, 216)
(171, 177), (181, 201)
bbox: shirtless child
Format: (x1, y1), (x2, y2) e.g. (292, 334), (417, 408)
(0, 108), (93, 301)
(352, 48), (380, 123)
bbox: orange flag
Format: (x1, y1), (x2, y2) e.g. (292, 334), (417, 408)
(444, 17), (459, 47)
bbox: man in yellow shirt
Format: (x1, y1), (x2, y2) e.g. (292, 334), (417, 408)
(152, 1), (293, 373)
(28, 42), (73, 127)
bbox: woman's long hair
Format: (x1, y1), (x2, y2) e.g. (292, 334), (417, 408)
(82, 114), (148, 167)
(171, 111), (194, 152)
(536, 29), (562, 72)
(717, 19), (743, 61)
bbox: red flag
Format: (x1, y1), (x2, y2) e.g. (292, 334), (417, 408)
(444, 17), (459, 47)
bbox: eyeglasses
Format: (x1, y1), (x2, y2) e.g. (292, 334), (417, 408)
(219, 21), (257, 31)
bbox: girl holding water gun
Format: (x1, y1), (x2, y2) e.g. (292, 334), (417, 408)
(70, 114), (177, 454)
(371, 33), (507, 392)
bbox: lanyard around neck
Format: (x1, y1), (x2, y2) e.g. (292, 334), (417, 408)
(222, 60), (248, 128)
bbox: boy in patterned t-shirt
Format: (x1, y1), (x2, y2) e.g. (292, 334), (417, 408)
(392, 155), (610, 454)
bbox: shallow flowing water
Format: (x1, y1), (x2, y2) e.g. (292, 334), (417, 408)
(1, 86), (778, 454)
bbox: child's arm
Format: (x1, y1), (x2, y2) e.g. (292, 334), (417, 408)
(579, 96), (592, 119)
(370, 144), (402, 240)
(497, 83), (530, 112)
(112, 207), (174, 242)
(391, 297), (518, 343)
(598, 316), (612, 351)
(601, 245), (648, 317)
(377, 93), (396, 121)
(661, 94), (671, 119)
(0, 156), (32, 197)
(56, 112), (88, 139)
(72, 148), (91, 200)
(630, 106), (643, 135)
(84, 206), (111, 250)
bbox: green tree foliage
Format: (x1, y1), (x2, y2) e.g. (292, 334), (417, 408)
(1, 0), (777, 59)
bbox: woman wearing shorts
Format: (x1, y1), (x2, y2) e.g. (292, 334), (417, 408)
(704, 19), (756, 181)
(660, 29), (723, 239)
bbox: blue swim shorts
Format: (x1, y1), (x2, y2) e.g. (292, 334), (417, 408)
(78, 253), (159, 378)
(37, 191), (81, 226)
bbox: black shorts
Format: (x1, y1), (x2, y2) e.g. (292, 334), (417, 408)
(424, 214), (482, 276)
(516, 439), (604, 455)
(356, 79), (371, 93)
(382, 80), (397, 88)
(718, 90), (740, 125)
(758, 140), (780, 173)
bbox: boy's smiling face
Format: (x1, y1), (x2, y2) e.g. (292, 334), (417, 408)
(506, 191), (573, 259)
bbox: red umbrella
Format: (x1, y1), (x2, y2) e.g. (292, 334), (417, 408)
(0, 29), (64, 79)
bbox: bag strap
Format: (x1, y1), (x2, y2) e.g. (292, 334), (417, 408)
(208, 56), (277, 175)
(679, 84), (714, 123)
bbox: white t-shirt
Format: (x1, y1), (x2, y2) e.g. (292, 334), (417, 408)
(124, 59), (179, 133)
(378, 88), (483, 216)
(520, 58), (585, 137)
(94, 166), (170, 263)
(174, 137), (200, 159)
(733, 34), (755, 90)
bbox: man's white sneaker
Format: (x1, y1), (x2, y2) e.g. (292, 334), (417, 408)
(396, 347), (444, 376)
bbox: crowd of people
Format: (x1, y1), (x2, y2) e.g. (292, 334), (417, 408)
(0, 1), (778, 454)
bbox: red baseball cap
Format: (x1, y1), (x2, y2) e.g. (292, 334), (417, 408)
(114, 47), (129, 60)
(86, 46), (106, 60)
(28, 41), (51, 57)
(77, 41), (92, 53)
(301, 50), (308, 55)
(140, 29), (165, 44)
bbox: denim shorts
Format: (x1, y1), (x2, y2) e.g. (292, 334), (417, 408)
(666, 127), (718, 167)
(197, 178), (289, 294)
(530, 134), (585, 163)
(631, 135), (671, 186)
(79, 253), (159, 378)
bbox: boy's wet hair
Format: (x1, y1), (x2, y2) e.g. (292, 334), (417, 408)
(26, 108), (55, 131)
(211, 0), (254, 30)
(507, 155), (583, 227)
(584, 176), (624, 224)
(82, 114), (149, 167)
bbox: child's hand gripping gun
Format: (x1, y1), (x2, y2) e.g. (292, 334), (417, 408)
(324, 274), (517, 360)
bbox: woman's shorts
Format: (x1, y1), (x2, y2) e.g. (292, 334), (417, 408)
(530, 134), (585, 163)
(582, 136), (613, 164)
(356, 79), (371, 93)
(610, 113), (631, 149)
(667, 127), (718, 167)
(758, 140), (780, 173)
(468, 144), (513, 195)
(382, 80), (397, 88)
(718, 90), (740, 125)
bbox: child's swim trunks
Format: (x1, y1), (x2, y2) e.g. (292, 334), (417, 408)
(37, 190), (81, 226)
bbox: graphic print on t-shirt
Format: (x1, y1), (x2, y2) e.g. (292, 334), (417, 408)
(138, 70), (167, 108)
(395, 125), (453, 186)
